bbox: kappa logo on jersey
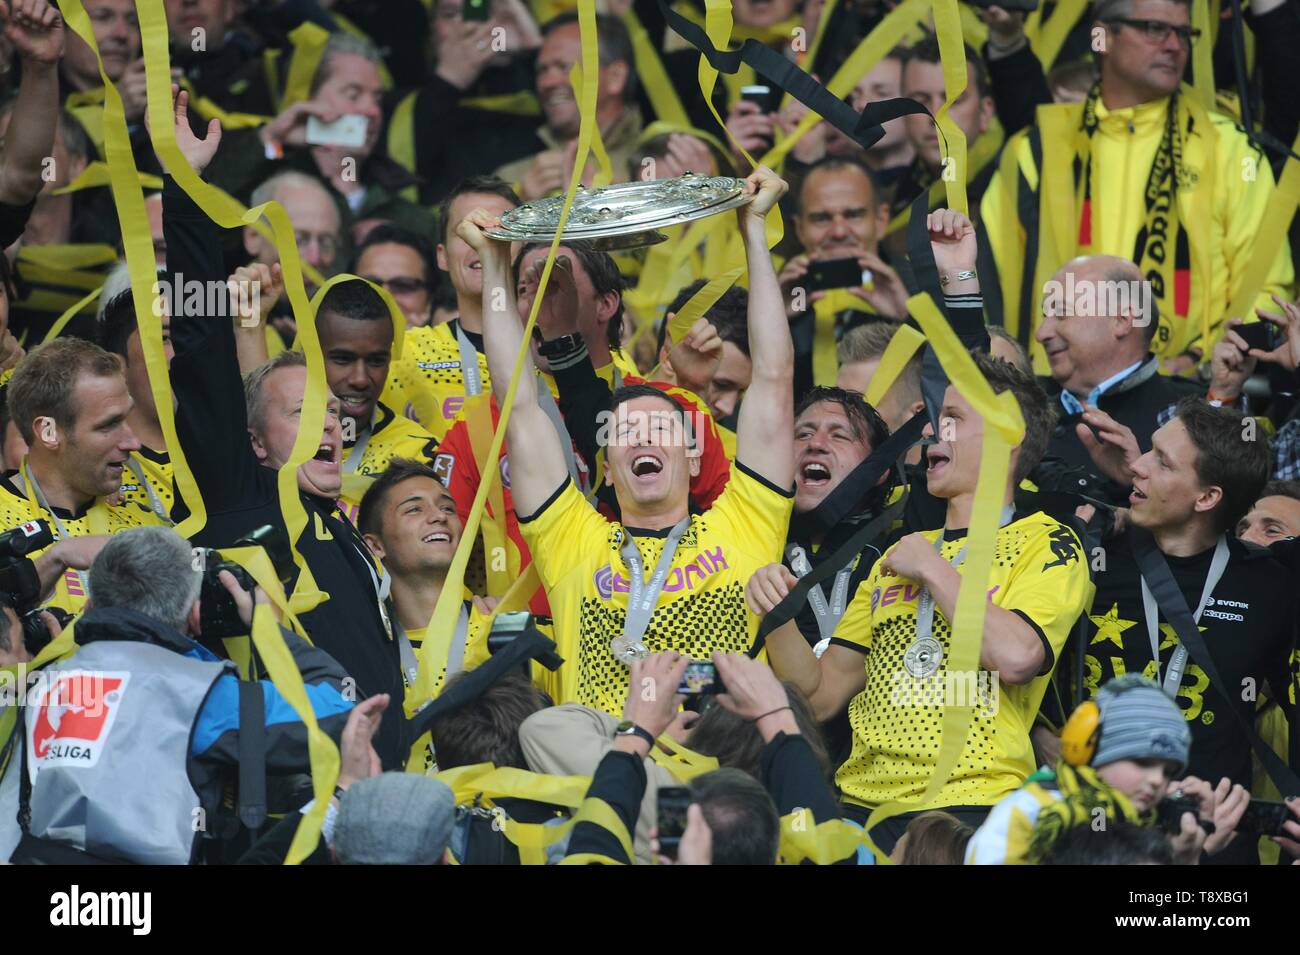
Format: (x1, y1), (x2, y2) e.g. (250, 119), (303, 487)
(1201, 595), (1247, 623)
(28, 671), (130, 773)
(1041, 527), (1082, 571)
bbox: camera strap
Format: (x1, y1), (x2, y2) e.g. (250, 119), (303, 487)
(752, 488), (907, 656)
(612, 516), (690, 663)
(654, 0), (930, 151)
(1137, 534), (1228, 696)
(236, 679), (267, 830)
(1129, 527), (1300, 797)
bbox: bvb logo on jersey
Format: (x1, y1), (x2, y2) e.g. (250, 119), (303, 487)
(1041, 527), (1081, 571)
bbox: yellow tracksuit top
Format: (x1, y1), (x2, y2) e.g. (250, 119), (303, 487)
(981, 87), (1294, 374)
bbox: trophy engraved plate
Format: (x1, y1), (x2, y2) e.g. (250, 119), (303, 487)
(484, 173), (752, 250)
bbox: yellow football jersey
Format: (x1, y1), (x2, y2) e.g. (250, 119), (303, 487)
(832, 514), (1093, 810)
(0, 470), (168, 615)
(116, 446), (174, 523)
(381, 322), (491, 441)
(401, 602), (491, 772)
(336, 402), (439, 527)
(517, 462), (792, 716)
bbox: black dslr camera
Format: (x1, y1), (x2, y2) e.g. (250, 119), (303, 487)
(1155, 793), (1216, 836)
(0, 519), (73, 656)
(197, 524), (294, 643)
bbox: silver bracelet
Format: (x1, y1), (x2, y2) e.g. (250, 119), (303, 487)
(939, 269), (977, 288)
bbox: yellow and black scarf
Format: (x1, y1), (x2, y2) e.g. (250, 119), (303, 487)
(1077, 85), (1192, 330)
(1026, 762), (1153, 864)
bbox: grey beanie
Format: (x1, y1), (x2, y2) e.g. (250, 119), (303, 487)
(334, 773), (456, 865)
(1092, 674), (1191, 772)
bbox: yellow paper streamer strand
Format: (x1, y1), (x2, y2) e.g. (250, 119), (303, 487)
(931, 0), (971, 216)
(864, 322), (927, 407)
(405, 0), (604, 718)
(862, 292), (1024, 858)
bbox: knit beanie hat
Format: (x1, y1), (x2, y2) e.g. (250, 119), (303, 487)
(1092, 674), (1191, 771)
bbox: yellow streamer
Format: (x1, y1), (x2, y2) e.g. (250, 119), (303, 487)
(42, 286), (103, 343)
(1190, 0), (1215, 109)
(862, 292), (1023, 858)
(280, 21), (332, 111)
(406, 0), (603, 718)
(864, 322), (926, 407)
(931, 0), (971, 216)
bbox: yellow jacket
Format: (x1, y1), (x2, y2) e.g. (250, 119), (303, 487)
(981, 87), (1294, 374)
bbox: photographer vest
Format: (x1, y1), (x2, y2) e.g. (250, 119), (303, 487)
(15, 640), (230, 865)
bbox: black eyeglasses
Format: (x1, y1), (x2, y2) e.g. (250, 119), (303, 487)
(1106, 17), (1201, 45)
(363, 275), (428, 295)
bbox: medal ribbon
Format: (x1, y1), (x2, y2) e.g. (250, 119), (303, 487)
(613, 516), (691, 662)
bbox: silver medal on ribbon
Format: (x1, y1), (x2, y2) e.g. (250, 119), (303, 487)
(904, 636), (944, 679)
(609, 635), (649, 664)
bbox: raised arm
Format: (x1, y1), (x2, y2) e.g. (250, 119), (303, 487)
(735, 168), (795, 491)
(0, 0), (63, 207)
(455, 210), (569, 517)
(158, 90), (266, 511)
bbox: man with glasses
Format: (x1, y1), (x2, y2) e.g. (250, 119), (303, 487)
(981, 0), (1293, 376)
(243, 170), (342, 291)
(353, 224), (440, 328)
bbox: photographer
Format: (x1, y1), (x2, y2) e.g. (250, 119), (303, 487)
(0, 527), (354, 865)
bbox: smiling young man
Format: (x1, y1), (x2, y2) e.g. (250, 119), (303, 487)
(1079, 397), (1294, 862)
(763, 352), (1093, 852)
(380, 176), (519, 440)
(358, 458), (490, 768)
(457, 167), (795, 716)
(0, 338), (166, 614)
(1237, 481), (1300, 547)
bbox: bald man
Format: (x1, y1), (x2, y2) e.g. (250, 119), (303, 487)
(1035, 255), (1202, 484)
(243, 171), (343, 286)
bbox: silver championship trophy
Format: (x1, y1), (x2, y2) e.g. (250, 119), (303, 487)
(485, 172), (754, 250)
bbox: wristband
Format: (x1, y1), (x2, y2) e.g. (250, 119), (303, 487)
(749, 705), (793, 724)
(939, 269), (977, 288)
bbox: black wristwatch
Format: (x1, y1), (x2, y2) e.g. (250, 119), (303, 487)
(614, 720), (655, 749)
(537, 333), (583, 358)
